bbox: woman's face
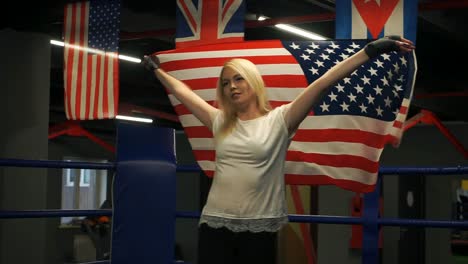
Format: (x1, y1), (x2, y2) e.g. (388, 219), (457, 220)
(221, 67), (257, 109)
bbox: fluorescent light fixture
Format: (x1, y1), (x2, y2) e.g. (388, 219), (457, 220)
(115, 115), (153, 123)
(50, 40), (65, 46)
(275, 24), (327, 40)
(117, 54), (141, 63)
(50, 40), (141, 63)
(253, 14), (327, 40)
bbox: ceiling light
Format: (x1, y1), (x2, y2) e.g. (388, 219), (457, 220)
(50, 40), (141, 63)
(117, 54), (141, 63)
(275, 24), (327, 40)
(50, 40), (65, 46)
(115, 115), (153, 123)
(251, 14), (327, 40)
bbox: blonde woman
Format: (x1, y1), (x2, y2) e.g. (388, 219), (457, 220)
(143, 36), (414, 264)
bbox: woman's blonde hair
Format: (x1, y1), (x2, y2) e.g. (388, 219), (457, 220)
(215, 58), (271, 138)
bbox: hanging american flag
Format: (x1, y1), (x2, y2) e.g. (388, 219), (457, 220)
(63, 0), (120, 120)
(156, 39), (417, 193)
(175, 0), (245, 48)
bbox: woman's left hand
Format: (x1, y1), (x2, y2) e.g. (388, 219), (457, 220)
(364, 35), (415, 58)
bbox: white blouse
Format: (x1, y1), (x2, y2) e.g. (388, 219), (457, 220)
(199, 104), (294, 232)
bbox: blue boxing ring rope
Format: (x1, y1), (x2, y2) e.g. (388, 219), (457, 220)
(0, 122), (467, 264)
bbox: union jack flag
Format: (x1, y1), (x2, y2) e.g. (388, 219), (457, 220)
(175, 0), (245, 48)
(156, 39), (417, 193)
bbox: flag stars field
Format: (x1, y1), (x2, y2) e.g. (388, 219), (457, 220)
(373, 85), (383, 95)
(335, 83), (345, 93)
(368, 67), (378, 76)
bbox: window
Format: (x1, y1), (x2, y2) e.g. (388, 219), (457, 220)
(61, 157), (109, 225)
(65, 167), (92, 187)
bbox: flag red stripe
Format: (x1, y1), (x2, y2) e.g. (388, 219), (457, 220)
(184, 127), (213, 138)
(172, 72), (306, 92)
(294, 129), (386, 148)
(205, 170), (214, 177)
(85, 56), (92, 119)
(162, 55), (298, 72)
(75, 50), (83, 118)
(179, 78), (219, 90)
(263, 75), (308, 87)
(400, 105), (408, 114)
(174, 105), (186, 115)
(94, 57), (101, 119)
(393, 120), (403, 129)
(193, 150), (216, 161)
(285, 175), (375, 193)
(113, 57), (119, 115)
(103, 55), (109, 117)
(162, 39), (283, 54)
(286, 151), (379, 173)
(201, 0), (218, 41)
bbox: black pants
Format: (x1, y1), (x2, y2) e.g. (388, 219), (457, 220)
(197, 223), (277, 264)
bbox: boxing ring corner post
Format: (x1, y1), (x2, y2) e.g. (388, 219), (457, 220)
(362, 175), (382, 264)
(111, 121), (177, 264)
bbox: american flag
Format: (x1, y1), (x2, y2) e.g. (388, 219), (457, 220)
(175, 0), (245, 48)
(156, 39), (417, 193)
(63, 0), (120, 120)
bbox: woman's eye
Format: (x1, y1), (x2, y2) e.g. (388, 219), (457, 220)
(235, 76), (244, 81)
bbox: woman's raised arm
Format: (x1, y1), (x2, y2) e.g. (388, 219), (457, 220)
(284, 36), (415, 134)
(143, 55), (219, 131)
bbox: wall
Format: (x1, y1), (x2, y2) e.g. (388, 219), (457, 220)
(174, 131), (202, 263)
(0, 29), (51, 264)
(48, 135), (115, 263)
(316, 122), (468, 264)
(383, 123), (468, 264)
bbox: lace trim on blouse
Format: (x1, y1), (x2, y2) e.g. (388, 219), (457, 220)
(199, 215), (288, 233)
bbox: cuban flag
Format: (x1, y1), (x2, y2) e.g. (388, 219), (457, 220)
(155, 39), (417, 193)
(175, 0), (245, 48)
(335, 0), (418, 43)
